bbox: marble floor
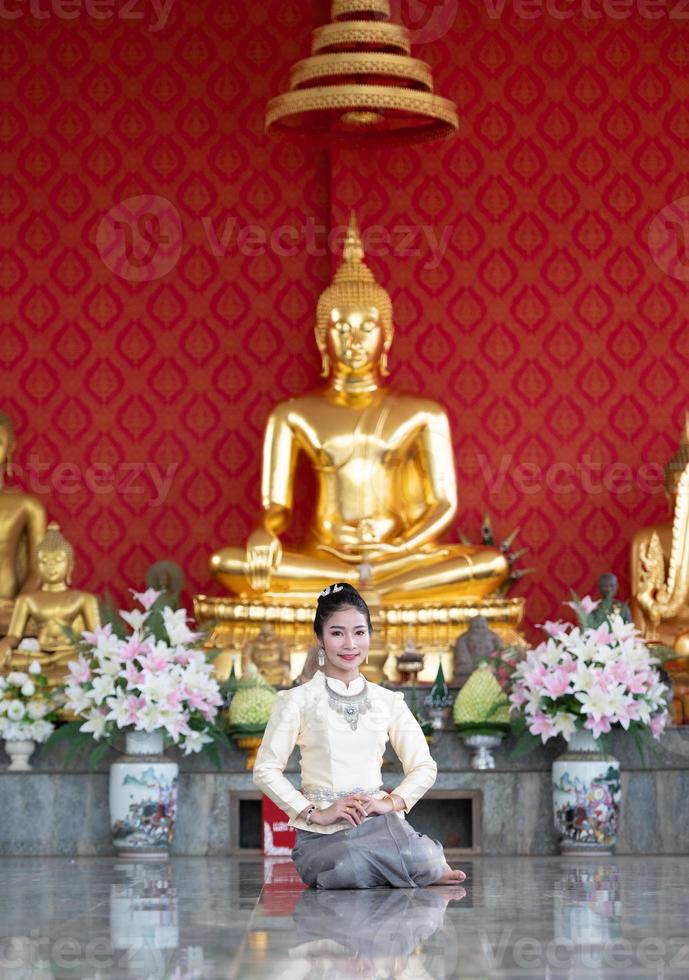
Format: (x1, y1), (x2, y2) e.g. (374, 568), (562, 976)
(0, 855), (687, 978)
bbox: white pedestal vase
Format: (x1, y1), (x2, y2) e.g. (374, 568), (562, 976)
(109, 731), (178, 860)
(4, 739), (36, 771)
(552, 729), (620, 855)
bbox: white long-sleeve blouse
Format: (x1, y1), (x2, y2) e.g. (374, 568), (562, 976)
(252, 668), (438, 834)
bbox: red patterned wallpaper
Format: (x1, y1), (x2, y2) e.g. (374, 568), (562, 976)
(2, 2), (689, 633)
(1, 0), (330, 604)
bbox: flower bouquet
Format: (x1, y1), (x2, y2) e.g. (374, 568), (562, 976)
(509, 595), (670, 756)
(45, 589), (229, 767)
(0, 661), (60, 770)
(508, 595), (670, 853)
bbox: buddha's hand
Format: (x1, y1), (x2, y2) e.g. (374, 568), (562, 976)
(246, 528), (282, 592)
(310, 794), (372, 828)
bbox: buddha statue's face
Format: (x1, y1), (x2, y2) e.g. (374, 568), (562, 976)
(327, 305), (384, 374)
(37, 548), (72, 586)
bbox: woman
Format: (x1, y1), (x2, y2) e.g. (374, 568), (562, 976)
(253, 582), (466, 889)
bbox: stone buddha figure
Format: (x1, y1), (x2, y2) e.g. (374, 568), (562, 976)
(210, 215), (508, 601)
(0, 522), (101, 688)
(0, 411), (47, 633)
(631, 417), (689, 645)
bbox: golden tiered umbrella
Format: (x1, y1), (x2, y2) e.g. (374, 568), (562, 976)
(265, 0), (458, 145)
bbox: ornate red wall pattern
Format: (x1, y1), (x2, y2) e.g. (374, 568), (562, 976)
(2, 2), (689, 633)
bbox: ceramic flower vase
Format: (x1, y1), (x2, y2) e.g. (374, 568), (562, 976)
(4, 738), (36, 771)
(109, 731), (178, 859)
(552, 729), (621, 855)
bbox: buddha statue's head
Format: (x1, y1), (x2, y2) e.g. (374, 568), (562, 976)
(316, 214), (393, 380)
(0, 411), (16, 482)
(664, 414), (689, 509)
(37, 522), (74, 587)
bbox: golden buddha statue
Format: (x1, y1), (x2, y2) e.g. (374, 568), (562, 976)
(0, 411), (47, 633)
(242, 623), (291, 687)
(631, 417), (689, 646)
(210, 215), (508, 602)
(0, 522), (101, 688)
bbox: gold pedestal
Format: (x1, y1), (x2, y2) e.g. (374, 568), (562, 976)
(195, 593), (525, 684)
(233, 735), (264, 770)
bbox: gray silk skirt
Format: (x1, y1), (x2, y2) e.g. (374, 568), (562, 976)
(291, 812), (446, 889)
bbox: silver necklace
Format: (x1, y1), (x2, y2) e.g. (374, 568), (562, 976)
(324, 675), (372, 731)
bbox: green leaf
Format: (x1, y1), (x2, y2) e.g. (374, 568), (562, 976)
(510, 729), (541, 758)
(203, 743), (221, 769)
(88, 740), (112, 770)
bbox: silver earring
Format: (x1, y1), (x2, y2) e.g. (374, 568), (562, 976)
(317, 647), (325, 666)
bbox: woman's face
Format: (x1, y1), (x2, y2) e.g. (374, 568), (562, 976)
(320, 605), (370, 673)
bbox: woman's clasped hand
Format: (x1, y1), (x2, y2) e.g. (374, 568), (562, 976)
(309, 793), (395, 827)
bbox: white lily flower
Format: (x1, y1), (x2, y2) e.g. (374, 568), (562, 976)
(119, 608), (150, 632)
(137, 702), (166, 731)
(91, 675), (116, 705)
(80, 710), (108, 740)
(182, 730), (213, 755)
(552, 712), (578, 740)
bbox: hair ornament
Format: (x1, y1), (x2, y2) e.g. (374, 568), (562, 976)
(319, 582), (345, 598)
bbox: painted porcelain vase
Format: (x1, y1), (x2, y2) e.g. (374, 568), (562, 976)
(109, 731), (178, 859)
(552, 729), (621, 855)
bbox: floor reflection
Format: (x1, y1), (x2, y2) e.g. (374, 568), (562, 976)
(288, 887), (465, 979)
(0, 856), (688, 978)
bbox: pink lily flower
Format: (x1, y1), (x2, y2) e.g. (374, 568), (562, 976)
(124, 662), (144, 688)
(123, 695), (146, 725)
(510, 687), (527, 709)
(129, 587), (162, 610)
(650, 712), (668, 739)
(541, 620), (568, 638)
(584, 715), (612, 738)
(68, 656), (92, 684)
(119, 636), (150, 663)
(141, 651), (168, 673)
(529, 713), (556, 743)
(543, 670), (570, 698)
(82, 623), (113, 645)
(628, 671), (650, 694)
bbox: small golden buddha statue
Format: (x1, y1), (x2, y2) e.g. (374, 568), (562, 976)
(631, 417), (689, 645)
(0, 522), (101, 688)
(210, 215), (508, 601)
(242, 623), (291, 687)
(0, 411), (47, 633)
